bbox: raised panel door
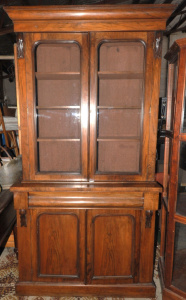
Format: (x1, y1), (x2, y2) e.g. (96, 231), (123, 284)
(30, 208), (85, 283)
(86, 209), (141, 284)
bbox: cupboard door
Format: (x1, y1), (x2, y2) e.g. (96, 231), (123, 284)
(25, 33), (89, 181)
(31, 208), (85, 283)
(90, 32), (154, 182)
(86, 209), (141, 284)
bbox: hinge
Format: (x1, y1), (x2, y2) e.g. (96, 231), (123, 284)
(154, 31), (163, 59)
(19, 209), (27, 227)
(145, 210), (153, 228)
(17, 33), (24, 59)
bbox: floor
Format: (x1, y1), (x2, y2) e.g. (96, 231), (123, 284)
(0, 247), (162, 300)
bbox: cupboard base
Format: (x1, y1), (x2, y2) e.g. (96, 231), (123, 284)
(16, 282), (156, 298)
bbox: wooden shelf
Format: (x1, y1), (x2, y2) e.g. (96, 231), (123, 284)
(97, 137), (140, 141)
(36, 72), (80, 80)
(97, 106), (141, 109)
(37, 138), (80, 142)
(36, 106), (80, 110)
(98, 71), (144, 79)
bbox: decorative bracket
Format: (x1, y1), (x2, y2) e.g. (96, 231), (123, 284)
(154, 31), (163, 59)
(19, 209), (27, 227)
(17, 33), (24, 59)
(145, 210), (153, 228)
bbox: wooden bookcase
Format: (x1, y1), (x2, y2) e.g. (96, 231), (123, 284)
(159, 38), (186, 300)
(4, 5), (175, 298)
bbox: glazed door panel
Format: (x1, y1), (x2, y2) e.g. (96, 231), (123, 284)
(89, 31), (153, 182)
(86, 209), (141, 284)
(24, 32), (89, 181)
(31, 208), (85, 283)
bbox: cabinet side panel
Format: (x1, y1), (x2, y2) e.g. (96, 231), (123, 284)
(15, 193), (32, 281)
(139, 209), (156, 282)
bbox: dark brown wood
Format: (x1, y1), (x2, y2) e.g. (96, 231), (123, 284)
(4, 5), (176, 22)
(147, 31), (162, 180)
(3, 4), (176, 34)
(19, 209), (27, 227)
(159, 39), (186, 299)
(5, 5), (174, 298)
(139, 209), (156, 283)
(30, 208), (85, 283)
(160, 201), (167, 257)
(145, 210), (153, 228)
(15, 282), (156, 297)
(165, 47), (186, 288)
(86, 209), (141, 285)
(11, 182), (162, 193)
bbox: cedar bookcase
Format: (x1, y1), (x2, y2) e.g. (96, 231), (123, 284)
(4, 5), (174, 298)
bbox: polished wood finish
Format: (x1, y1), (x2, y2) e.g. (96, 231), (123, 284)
(159, 38), (186, 299)
(5, 5), (175, 298)
(16, 282), (156, 298)
(87, 209), (140, 284)
(4, 5), (175, 33)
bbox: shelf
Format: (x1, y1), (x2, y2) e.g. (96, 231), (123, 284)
(97, 106), (141, 109)
(97, 137), (140, 141)
(36, 106), (80, 110)
(98, 71), (144, 80)
(35, 72), (80, 80)
(37, 138), (80, 142)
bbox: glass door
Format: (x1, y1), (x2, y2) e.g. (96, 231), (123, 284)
(90, 32), (148, 181)
(25, 33), (89, 181)
(36, 42), (81, 173)
(171, 76), (186, 293)
(160, 61), (177, 262)
(163, 46), (186, 297)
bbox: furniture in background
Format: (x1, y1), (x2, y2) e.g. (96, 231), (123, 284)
(5, 4), (175, 298)
(159, 38), (186, 300)
(0, 189), (16, 255)
(0, 105), (19, 158)
(0, 156), (22, 255)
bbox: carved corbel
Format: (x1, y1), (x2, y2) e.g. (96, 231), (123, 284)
(145, 210), (153, 228)
(17, 33), (24, 59)
(19, 209), (27, 227)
